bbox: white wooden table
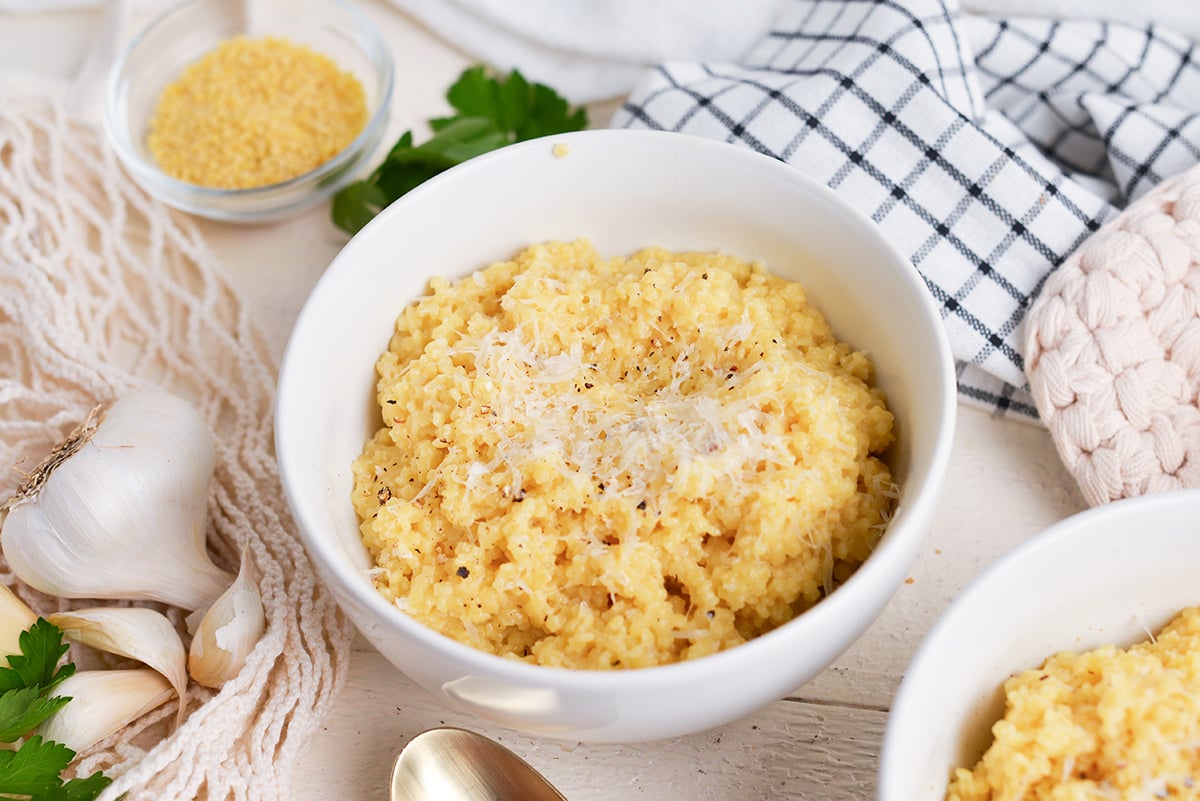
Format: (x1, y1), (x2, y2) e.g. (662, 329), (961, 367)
(0, 3), (1090, 798)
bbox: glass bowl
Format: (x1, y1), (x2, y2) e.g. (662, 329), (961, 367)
(103, 0), (393, 223)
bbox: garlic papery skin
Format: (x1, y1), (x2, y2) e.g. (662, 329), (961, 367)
(37, 669), (174, 753)
(188, 556), (264, 689)
(47, 607), (188, 726)
(0, 391), (234, 610)
(0, 584), (37, 658)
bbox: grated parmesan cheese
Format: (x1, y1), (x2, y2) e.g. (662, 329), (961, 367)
(442, 323), (797, 506)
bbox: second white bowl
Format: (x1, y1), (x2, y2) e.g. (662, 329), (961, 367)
(879, 488), (1200, 800)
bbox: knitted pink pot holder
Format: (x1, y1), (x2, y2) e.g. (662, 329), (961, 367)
(1026, 163), (1200, 507)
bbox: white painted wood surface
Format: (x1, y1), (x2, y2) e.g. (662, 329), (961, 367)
(0, 3), (1092, 798)
(277, 403), (1084, 801)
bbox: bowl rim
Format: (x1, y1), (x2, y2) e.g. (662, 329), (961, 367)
(877, 487), (1200, 798)
(102, 0), (395, 201)
(276, 127), (958, 689)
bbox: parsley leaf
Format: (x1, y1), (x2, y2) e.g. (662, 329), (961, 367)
(0, 620), (73, 696)
(35, 771), (113, 801)
(0, 688), (69, 743)
(436, 65), (501, 127)
(332, 66), (588, 235)
(0, 619), (112, 801)
(330, 179), (388, 238)
(0, 735), (73, 796)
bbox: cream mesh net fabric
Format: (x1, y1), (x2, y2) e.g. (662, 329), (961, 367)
(0, 79), (354, 799)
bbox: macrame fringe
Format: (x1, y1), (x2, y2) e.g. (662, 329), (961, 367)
(0, 79), (354, 800)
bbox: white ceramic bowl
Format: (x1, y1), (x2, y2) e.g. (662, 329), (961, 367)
(103, 0), (393, 223)
(275, 129), (957, 742)
(878, 488), (1200, 800)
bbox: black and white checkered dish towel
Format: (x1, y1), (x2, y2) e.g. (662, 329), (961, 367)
(612, 0), (1200, 421)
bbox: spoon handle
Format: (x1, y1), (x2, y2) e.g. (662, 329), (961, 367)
(391, 727), (567, 801)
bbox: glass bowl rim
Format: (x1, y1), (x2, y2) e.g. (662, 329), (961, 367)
(101, 0), (395, 203)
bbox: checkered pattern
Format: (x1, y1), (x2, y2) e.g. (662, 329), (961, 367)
(612, 0), (1200, 420)
(964, 17), (1200, 202)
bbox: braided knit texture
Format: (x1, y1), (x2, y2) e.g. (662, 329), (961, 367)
(0, 81), (354, 798)
(1025, 162), (1200, 507)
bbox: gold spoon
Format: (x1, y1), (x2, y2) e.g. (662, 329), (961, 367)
(390, 727), (568, 801)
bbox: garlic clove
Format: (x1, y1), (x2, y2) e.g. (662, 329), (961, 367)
(0, 583), (37, 658)
(47, 607), (188, 727)
(188, 554), (265, 689)
(0, 391), (234, 610)
(37, 668), (174, 753)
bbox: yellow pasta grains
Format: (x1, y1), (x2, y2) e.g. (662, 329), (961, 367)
(948, 607), (1200, 801)
(147, 36), (368, 190)
(352, 241), (897, 669)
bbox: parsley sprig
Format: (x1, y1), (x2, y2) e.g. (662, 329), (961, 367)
(0, 619), (111, 801)
(332, 66), (589, 235)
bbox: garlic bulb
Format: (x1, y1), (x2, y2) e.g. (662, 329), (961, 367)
(0, 583), (37, 658)
(188, 554), (264, 689)
(47, 607), (188, 726)
(37, 669), (174, 753)
(0, 391), (234, 610)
